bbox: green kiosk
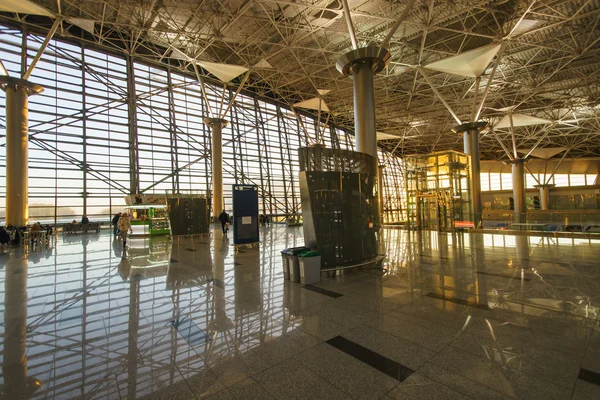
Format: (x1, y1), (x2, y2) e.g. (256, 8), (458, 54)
(124, 195), (171, 237)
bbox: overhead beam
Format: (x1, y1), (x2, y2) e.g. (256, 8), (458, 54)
(23, 18), (62, 80)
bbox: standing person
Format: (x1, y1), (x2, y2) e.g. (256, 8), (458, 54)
(117, 213), (133, 247)
(218, 210), (229, 235)
(112, 212), (122, 236)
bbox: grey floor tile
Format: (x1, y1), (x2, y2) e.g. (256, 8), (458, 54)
(184, 368), (226, 399)
(450, 326), (583, 388)
(418, 363), (510, 400)
(249, 331), (314, 365)
(229, 378), (275, 400)
(203, 389), (236, 400)
(207, 350), (272, 387)
(292, 312), (350, 341)
(254, 358), (348, 400)
(295, 342), (400, 400)
(342, 324), (436, 370)
(428, 346), (573, 399)
(572, 379), (600, 400)
(385, 372), (468, 400)
(395, 295), (491, 330)
(305, 301), (377, 328)
(368, 311), (463, 352)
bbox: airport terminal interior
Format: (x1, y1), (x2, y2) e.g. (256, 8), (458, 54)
(1, 0), (600, 399)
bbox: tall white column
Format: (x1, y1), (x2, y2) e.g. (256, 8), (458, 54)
(337, 46), (391, 159)
(204, 118), (228, 219)
(510, 159), (527, 223)
(535, 184), (554, 210)
(1, 77), (44, 227)
(454, 121), (487, 228)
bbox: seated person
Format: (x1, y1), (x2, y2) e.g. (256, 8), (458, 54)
(72, 220), (78, 224)
(10, 229), (21, 246)
(30, 222), (42, 232)
(81, 215), (90, 224)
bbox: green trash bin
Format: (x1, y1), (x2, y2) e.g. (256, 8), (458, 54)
(286, 247), (309, 283)
(298, 251), (321, 285)
(281, 249), (291, 280)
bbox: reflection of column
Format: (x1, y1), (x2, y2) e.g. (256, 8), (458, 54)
(3, 256), (32, 398)
(127, 280), (140, 400)
(535, 184), (554, 210)
(469, 233), (487, 306)
(378, 165), (385, 222)
(515, 235), (529, 268)
(0, 77), (44, 226)
(509, 159), (527, 223)
(204, 118), (228, 219)
(453, 122), (486, 227)
(213, 235), (227, 312)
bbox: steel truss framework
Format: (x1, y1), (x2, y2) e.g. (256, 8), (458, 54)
(0, 24), (405, 223)
(0, 0), (598, 161)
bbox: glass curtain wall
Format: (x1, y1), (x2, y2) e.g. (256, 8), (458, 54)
(0, 25), (405, 224)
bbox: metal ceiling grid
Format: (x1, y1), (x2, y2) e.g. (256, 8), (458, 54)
(1, 0), (599, 160)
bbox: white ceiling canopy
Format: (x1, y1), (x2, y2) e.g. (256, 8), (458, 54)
(169, 48), (190, 61)
(518, 147), (566, 159)
(69, 18), (95, 35)
(0, 0), (52, 16)
(495, 113), (553, 129)
(292, 97), (329, 112)
(196, 61), (248, 83)
(424, 43), (502, 78)
(507, 19), (544, 37)
(377, 132), (398, 141)
(254, 58), (273, 69)
(317, 89), (331, 96)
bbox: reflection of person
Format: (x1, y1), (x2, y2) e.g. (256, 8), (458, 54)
(113, 237), (123, 258)
(81, 215), (89, 224)
(118, 213), (133, 246)
(0, 226), (10, 252)
(118, 256), (131, 280)
(112, 213), (121, 236)
(218, 210), (229, 235)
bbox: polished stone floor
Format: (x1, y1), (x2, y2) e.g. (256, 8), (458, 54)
(1, 225), (600, 399)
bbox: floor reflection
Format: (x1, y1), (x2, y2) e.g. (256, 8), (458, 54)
(0, 226), (599, 399)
